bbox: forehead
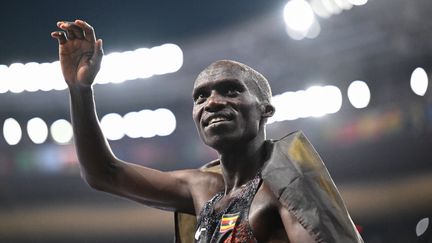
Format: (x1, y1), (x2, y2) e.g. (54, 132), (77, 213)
(193, 65), (252, 90)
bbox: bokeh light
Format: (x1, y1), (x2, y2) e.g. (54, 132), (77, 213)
(284, 0), (315, 33)
(410, 67), (428, 96)
(348, 80), (370, 109)
(27, 117), (49, 144)
(100, 113), (125, 141)
(50, 119), (73, 144)
(3, 118), (22, 145)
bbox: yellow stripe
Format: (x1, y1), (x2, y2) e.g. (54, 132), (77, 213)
(221, 215), (238, 221)
(220, 225), (235, 232)
(220, 223), (235, 229)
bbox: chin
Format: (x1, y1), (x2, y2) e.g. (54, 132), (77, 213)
(205, 140), (233, 152)
(202, 132), (237, 149)
(202, 131), (256, 152)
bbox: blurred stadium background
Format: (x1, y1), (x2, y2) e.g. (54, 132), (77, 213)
(1, 0), (432, 242)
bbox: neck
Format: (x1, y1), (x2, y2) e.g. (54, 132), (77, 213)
(218, 134), (268, 195)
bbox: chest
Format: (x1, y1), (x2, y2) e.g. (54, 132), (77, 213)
(199, 184), (287, 242)
(195, 178), (260, 242)
(212, 189), (278, 225)
(248, 188), (288, 241)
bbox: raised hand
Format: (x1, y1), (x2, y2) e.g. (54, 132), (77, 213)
(51, 20), (103, 87)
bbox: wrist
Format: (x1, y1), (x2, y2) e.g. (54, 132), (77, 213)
(68, 83), (94, 97)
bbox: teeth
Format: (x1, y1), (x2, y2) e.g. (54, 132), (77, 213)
(209, 117), (228, 125)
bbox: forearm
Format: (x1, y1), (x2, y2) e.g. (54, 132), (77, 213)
(67, 85), (194, 211)
(69, 84), (119, 187)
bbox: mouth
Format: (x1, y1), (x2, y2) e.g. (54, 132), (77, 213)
(203, 113), (234, 127)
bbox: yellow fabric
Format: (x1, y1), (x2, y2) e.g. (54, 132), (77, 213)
(175, 212), (197, 243)
(288, 133), (342, 209)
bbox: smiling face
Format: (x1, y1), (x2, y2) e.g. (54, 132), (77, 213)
(192, 60), (273, 151)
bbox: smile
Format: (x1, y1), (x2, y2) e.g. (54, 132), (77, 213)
(208, 117), (229, 125)
(203, 113), (234, 127)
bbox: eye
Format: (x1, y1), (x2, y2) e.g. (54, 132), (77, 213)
(193, 92), (208, 104)
(226, 88), (240, 97)
(223, 85), (242, 97)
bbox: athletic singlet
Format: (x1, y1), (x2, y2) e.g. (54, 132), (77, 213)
(194, 174), (261, 243)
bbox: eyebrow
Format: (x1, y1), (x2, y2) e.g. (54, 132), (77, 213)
(192, 86), (205, 100)
(192, 78), (246, 98)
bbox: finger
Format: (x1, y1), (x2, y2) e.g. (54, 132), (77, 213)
(66, 29), (76, 40)
(57, 21), (72, 31)
(51, 31), (67, 45)
(66, 23), (85, 39)
(57, 21), (85, 40)
(92, 39), (104, 69)
(56, 21), (66, 28)
(74, 20), (96, 43)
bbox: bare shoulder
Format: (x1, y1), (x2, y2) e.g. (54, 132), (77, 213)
(249, 181), (290, 242)
(169, 168), (224, 215)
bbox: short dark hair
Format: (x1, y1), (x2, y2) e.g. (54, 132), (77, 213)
(197, 60), (272, 104)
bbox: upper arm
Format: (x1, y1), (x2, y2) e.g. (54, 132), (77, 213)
(89, 159), (202, 214)
(279, 205), (316, 243)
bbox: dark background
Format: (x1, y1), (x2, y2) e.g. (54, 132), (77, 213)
(1, 0), (432, 242)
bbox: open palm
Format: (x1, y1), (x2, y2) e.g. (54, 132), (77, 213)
(51, 20), (103, 86)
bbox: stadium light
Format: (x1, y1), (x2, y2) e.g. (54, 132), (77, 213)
(3, 118), (22, 145)
(50, 119), (73, 144)
(268, 85), (342, 124)
(0, 43), (183, 93)
(410, 67), (428, 96)
(347, 80), (370, 109)
(27, 117), (49, 144)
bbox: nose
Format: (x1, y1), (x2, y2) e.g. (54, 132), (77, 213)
(204, 91), (226, 112)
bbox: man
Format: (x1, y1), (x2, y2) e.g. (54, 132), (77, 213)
(52, 20), (362, 242)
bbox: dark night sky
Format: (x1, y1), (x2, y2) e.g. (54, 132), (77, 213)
(0, 0), (286, 64)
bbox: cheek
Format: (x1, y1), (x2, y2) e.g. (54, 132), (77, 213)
(192, 106), (200, 122)
(192, 107), (205, 134)
(240, 106), (262, 131)
(239, 102), (261, 120)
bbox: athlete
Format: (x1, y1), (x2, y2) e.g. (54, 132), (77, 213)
(52, 20), (362, 243)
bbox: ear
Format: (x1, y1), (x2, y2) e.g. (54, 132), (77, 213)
(260, 103), (275, 118)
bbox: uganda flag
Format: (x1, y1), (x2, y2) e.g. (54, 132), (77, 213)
(219, 212), (240, 233)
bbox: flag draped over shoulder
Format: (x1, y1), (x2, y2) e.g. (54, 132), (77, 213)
(261, 131), (363, 243)
(174, 131), (363, 243)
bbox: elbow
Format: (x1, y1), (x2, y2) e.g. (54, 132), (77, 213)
(78, 158), (123, 192)
(80, 171), (111, 192)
